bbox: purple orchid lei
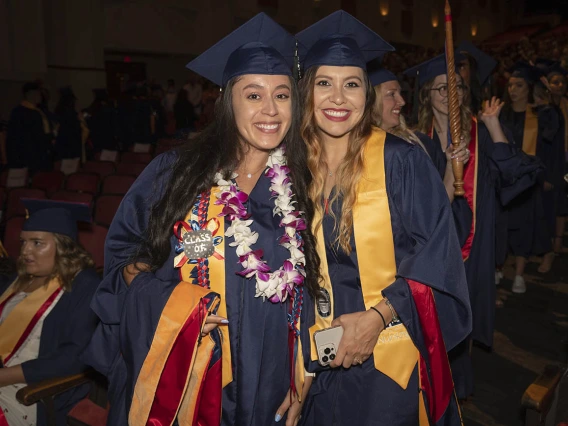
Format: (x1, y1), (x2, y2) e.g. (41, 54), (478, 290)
(214, 146), (306, 303)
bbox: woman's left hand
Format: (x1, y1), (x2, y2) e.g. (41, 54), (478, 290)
(329, 310), (384, 368)
(275, 376), (313, 425)
(479, 96), (504, 124)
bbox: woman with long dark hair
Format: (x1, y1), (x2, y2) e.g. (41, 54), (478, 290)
(54, 87), (84, 160)
(84, 13), (320, 426)
(290, 12), (471, 426)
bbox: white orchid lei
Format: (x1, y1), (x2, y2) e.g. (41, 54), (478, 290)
(214, 147), (306, 303)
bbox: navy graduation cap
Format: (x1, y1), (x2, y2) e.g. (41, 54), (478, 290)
(296, 10), (394, 71)
(534, 58), (567, 77)
(367, 58), (397, 86)
(186, 13), (295, 87)
(456, 41), (497, 85)
(21, 199), (92, 241)
(508, 61), (541, 84)
(404, 53), (465, 87)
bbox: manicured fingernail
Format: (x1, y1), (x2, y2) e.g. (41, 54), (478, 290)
(275, 414), (282, 422)
(221, 319), (229, 324)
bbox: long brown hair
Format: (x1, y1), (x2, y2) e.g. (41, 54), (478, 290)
(300, 66), (376, 254)
(416, 76), (472, 140)
(15, 233), (94, 292)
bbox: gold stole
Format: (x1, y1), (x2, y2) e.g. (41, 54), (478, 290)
(0, 279), (61, 363)
(21, 101), (50, 135)
(522, 106), (538, 156)
(179, 187), (232, 388)
(559, 97), (568, 152)
(310, 128), (419, 389)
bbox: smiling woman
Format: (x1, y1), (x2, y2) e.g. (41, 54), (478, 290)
(294, 11), (471, 426)
(82, 12), (321, 426)
(0, 199), (100, 426)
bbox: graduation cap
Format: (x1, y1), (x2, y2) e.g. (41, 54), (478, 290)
(404, 53), (466, 87)
(508, 61), (541, 84)
(456, 41), (497, 85)
(186, 13), (295, 87)
(92, 88), (108, 101)
(534, 58), (567, 77)
(59, 86), (77, 99)
(22, 82), (40, 95)
(21, 199), (92, 241)
(296, 10), (394, 71)
(367, 58), (397, 86)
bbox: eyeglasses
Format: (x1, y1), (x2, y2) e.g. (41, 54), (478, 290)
(430, 84), (468, 97)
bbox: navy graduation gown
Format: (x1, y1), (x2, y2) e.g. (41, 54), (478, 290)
(1, 269), (100, 426)
(6, 105), (52, 174)
(54, 109), (83, 160)
(84, 153), (293, 426)
(86, 104), (118, 153)
(500, 108), (552, 257)
(300, 135), (470, 426)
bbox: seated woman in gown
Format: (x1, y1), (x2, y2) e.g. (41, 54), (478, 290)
(0, 199), (100, 426)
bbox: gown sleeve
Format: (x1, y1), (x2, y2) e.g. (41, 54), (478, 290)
(21, 269), (100, 382)
(381, 144), (472, 353)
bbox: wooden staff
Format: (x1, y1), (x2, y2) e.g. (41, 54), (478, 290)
(445, 0), (465, 196)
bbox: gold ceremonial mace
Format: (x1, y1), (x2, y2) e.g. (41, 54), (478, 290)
(445, 0), (465, 196)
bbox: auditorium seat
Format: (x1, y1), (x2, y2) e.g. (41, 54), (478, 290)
(119, 152), (153, 164)
(4, 216), (25, 258)
(31, 171), (65, 196)
(78, 225), (108, 269)
(66, 173), (100, 194)
(6, 188), (47, 219)
(115, 163), (146, 177)
(101, 175), (136, 195)
(94, 195), (123, 227)
(82, 161), (116, 179)
(50, 190), (94, 206)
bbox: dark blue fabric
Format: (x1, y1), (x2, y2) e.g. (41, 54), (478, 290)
(9, 269), (101, 426)
(300, 134), (470, 425)
(6, 105), (52, 174)
(368, 67), (398, 87)
(404, 54), (466, 87)
(54, 109), (82, 160)
(186, 13), (296, 86)
(86, 103), (118, 152)
(500, 107), (553, 257)
(84, 152), (294, 426)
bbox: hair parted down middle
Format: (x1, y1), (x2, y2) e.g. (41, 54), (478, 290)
(299, 66), (376, 254)
(416, 76), (472, 140)
(136, 75), (322, 299)
(16, 233), (94, 292)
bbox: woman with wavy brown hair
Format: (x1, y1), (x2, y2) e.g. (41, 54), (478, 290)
(289, 11), (471, 426)
(410, 55), (543, 400)
(0, 199), (100, 426)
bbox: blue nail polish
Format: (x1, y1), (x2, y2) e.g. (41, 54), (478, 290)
(275, 414), (282, 422)
(221, 319), (229, 324)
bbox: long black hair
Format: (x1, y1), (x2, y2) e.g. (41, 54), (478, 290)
(137, 76), (321, 298)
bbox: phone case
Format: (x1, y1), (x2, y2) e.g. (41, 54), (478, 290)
(313, 326), (344, 367)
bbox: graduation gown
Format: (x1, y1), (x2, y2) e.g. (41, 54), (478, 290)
(6, 104), (52, 174)
(84, 153), (295, 426)
(54, 109), (83, 160)
(300, 130), (471, 426)
(86, 104), (118, 153)
(500, 107), (552, 257)
(0, 269), (100, 426)
(418, 120), (542, 399)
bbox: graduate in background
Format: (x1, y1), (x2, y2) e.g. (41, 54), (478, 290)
(6, 83), (53, 175)
(83, 13), (320, 426)
(85, 89), (118, 155)
(0, 199), (100, 426)
(293, 11), (470, 426)
(409, 55), (543, 399)
(500, 62), (555, 289)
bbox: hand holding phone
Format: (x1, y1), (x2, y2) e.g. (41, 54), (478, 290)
(313, 325), (344, 367)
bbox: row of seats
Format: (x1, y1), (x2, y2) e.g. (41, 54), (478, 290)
(1, 138), (185, 268)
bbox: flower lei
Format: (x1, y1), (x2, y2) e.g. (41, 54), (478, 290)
(214, 147), (306, 303)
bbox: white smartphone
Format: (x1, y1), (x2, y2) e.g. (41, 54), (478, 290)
(313, 325), (344, 367)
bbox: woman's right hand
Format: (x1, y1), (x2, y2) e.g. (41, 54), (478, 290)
(202, 314), (229, 336)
